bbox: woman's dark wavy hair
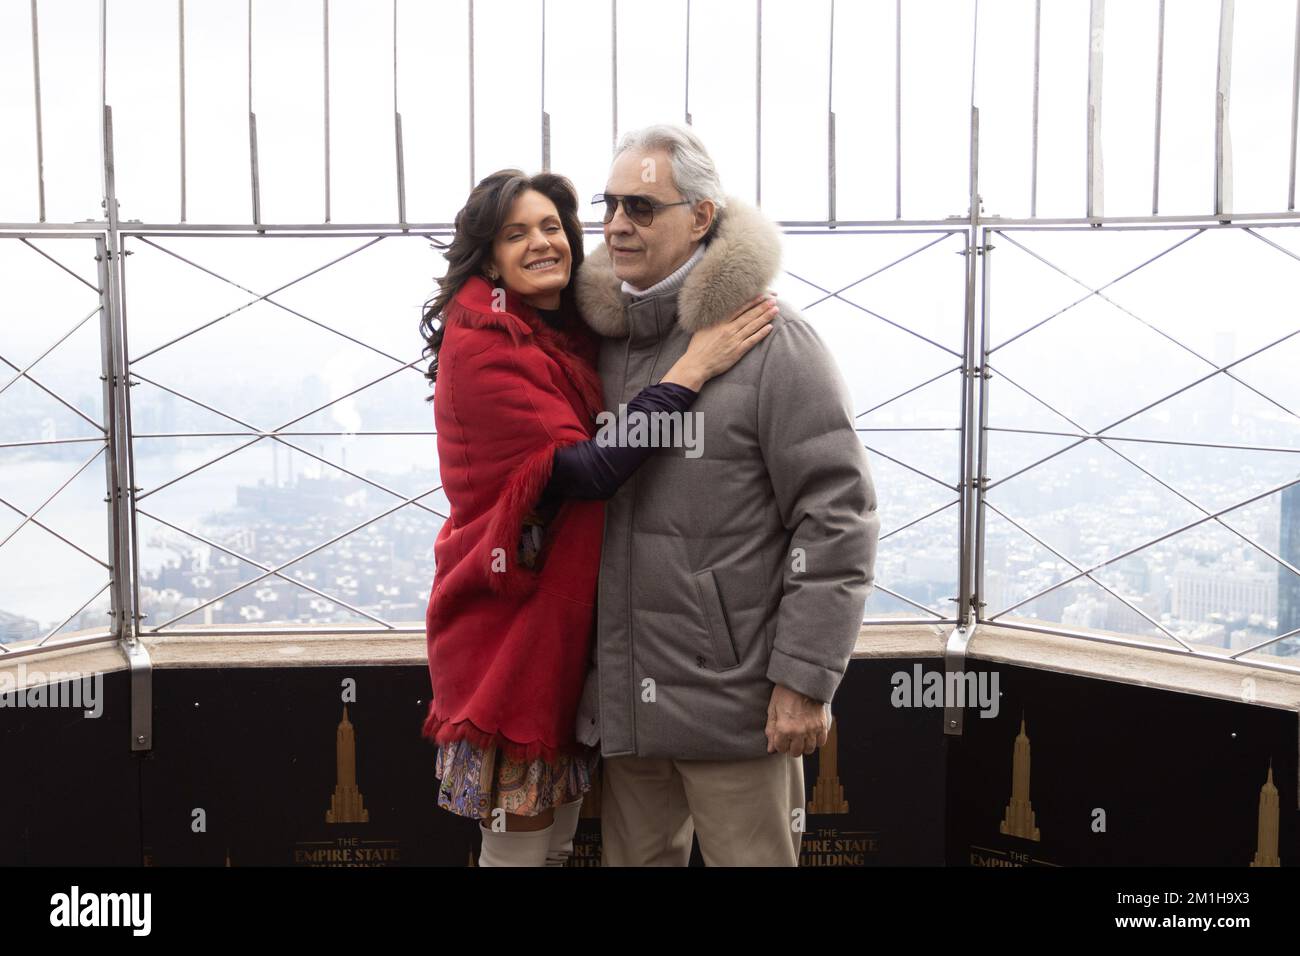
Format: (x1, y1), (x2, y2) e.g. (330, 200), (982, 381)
(419, 169), (587, 399)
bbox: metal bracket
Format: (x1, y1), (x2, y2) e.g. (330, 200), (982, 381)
(943, 622), (977, 736)
(122, 636), (152, 752)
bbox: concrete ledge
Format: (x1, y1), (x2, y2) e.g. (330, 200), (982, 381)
(2, 621), (1298, 711)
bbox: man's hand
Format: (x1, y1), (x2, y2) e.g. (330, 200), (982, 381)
(765, 684), (831, 756)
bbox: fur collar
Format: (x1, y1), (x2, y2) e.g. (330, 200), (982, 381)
(443, 275), (604, 422)
(575, 195), (783, 337)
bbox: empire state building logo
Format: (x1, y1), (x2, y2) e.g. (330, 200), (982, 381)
(1250, 762), (1281, 867)
(325, 705), (369, 824)
(808, 719), (849, 814)
(999, 716), (1041, 841)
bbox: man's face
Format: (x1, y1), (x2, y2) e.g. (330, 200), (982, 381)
(602, 147), (715, 289)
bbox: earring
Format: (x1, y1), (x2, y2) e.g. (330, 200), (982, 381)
(486, 267), (499, 281)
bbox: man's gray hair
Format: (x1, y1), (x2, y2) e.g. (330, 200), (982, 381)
(613, 124), (727, 220)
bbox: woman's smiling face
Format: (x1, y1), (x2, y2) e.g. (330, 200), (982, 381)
(488, 189), (571, 310)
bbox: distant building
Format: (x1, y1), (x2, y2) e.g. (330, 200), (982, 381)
(1174, 564), (1275, 625)
(0, 609), (41, 644)
(1278, 478), (1300, 639)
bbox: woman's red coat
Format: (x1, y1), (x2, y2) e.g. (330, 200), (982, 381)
(422, 275), (606, 764)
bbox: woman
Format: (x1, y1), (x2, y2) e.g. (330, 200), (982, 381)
(418, 168), (776, 866)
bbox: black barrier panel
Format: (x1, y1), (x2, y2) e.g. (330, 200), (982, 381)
(946, 658), (1298, 867)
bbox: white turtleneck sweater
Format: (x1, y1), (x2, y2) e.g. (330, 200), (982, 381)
(620, 241), (707, 299)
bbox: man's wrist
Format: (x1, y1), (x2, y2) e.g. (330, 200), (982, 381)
(776, 683), (823, 708)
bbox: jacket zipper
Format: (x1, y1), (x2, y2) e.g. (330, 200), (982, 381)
(622, 301), (669, 753)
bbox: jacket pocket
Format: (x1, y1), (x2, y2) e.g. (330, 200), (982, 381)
(693, 569), (740, 670)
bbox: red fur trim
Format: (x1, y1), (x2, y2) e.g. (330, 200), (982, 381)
(422, 704), (577, 764)
(482, 443), (557, 596)
(443, 277), (605, 422)
(441, 295), (530, 345)
(537, 320), (605, 422)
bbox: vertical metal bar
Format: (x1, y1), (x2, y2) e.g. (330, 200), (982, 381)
(611, 0), (618, 150)
(99, 0), (107, 208)
(1290, 0), (1299, 211)
(947, 100), (982, 737)
(967, 4), (983, 630)
(1031, 0), (1040, 218)
(957, 107), (979, 630)
(1215, 0), (1234, 218)
(102, 108), (125, 619)
(895, 0), (901, 219)
(1154, 0), (1165, 215)
(117, 247), (143, 655)
(249, 0), (261, 226)
(95, 236), (123, 641)
(468, 0), (475, 189)
(29, 0), (45, 222)
(1087, 0), (1104, 219)
(179, 0), (187, 223)
(828, 0), (836, 225)
(756, 0), (762, 206)
(394, 0), (406, 224)
(684, 0), (692, 125)
(541, 0), (549, 171)
(103, 101), (151, 751)
(323, 0), (331, 223)
(974, 225), (993, 623)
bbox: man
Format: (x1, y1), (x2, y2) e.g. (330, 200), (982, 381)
(574, 123), (879, 866)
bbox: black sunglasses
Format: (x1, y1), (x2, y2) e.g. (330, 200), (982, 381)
(591, 192), (692, 226)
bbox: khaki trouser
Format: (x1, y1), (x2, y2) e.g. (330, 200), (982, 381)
(599, 752), (805, 866)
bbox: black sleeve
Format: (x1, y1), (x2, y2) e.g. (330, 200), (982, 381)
(541, 381), (699, 501)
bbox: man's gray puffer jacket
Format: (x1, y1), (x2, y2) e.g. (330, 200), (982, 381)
(572, 195), (880, 760)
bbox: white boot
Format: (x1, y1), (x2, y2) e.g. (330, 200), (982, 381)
(544, 798), (584, 867)
(477, 820), (554, 867)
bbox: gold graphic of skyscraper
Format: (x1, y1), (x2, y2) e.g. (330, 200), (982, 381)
(1250, 762), (1280, 867)
(808, 719), (849, 814)
(325, 705), (369, 824)
(999, 716), (1041, 841)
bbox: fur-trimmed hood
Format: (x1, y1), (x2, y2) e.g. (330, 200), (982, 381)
(574, 195), (783, 338)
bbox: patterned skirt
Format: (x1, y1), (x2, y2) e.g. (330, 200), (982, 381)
(435, 737), (600, 820)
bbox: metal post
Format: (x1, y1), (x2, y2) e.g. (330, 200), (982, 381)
(684, 0), (692, 125)
(102, 103), (152, 751)
(248, 0), (261, 227)
(895, 0), (901, 220)
(945, 99), (982, 737)
(974, 226), (993, 624)
(611, 0), (617, 150)
(755, 0), (762, 206)
(95, 237), (125, 642)
(1031, 0), (1040, 218)
(1290, 0), (1299, 211)
(100, 0), (151, 748)
(541, 0), (549, 171)
(1215, 0), (1234, 219)
(30, 0), (46, 223)
(1087, 0), (1104, 219)
(179, 0), (187, 223)
(323, 0), (331, 224)
(1153, 0), (1165, 215)
(393, 0), (406, 225)
(828, 0), (836, 225)
(468, 0), (475, 188)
